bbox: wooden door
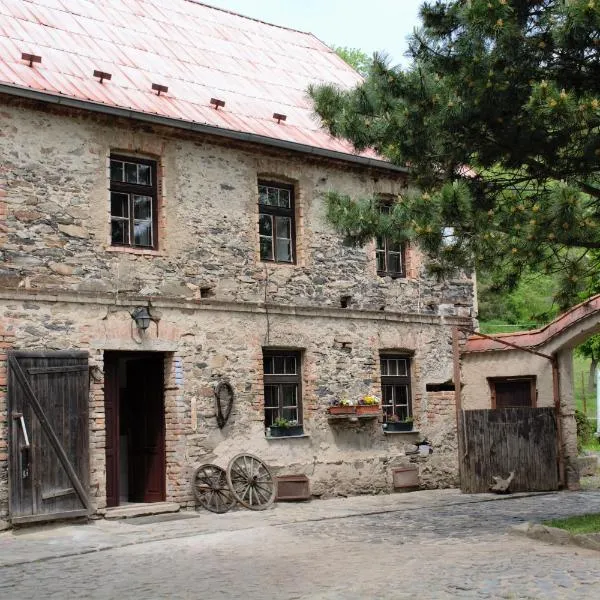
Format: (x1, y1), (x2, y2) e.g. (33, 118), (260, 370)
(8, 351), (90, 524)
(127, 358), (165, 503)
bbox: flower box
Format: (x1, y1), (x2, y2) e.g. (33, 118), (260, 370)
(268, 425), (304, 437)
(327, 405), (357, 415)
(383, 421), (413, 432)
(356, 405), (381, 416)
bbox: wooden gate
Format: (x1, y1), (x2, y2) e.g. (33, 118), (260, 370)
(458, 407), (558, 493)
(8, 351), (90, 524)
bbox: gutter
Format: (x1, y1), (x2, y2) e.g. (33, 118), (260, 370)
(0, 83), (408, 175)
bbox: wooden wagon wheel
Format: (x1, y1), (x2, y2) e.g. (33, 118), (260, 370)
(192, 464), (236, 513)
(226, 453), (276, 511)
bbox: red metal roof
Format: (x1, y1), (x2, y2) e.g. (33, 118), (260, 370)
(0, 0), (382, 162)
(464, 293), (600, 353)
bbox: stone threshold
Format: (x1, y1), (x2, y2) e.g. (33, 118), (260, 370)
(103, 502), (180, 520)
(265, 434), (310, 440)
(382, 430), (420, 435)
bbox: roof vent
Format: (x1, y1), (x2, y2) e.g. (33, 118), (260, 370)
(93, 70), (112, 84)
(210, 97), (225, 110)
(273, 113), (287, 124)
(152, 83), (168, 96)
(21, 52), (42, 67)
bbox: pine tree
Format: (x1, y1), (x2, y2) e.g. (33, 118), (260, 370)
(310, 0), (600, 304)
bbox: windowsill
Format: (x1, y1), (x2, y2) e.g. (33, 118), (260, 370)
(106, 246), (163, 256)
(382, 429), (420, 435)
(377, 272), (407, 280)
(265, 433), (310, 440)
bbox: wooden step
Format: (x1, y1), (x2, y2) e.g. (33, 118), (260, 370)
(104, 502), (180, 520)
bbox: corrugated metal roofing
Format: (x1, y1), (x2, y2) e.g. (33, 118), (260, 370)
(0, 0), (381, 162)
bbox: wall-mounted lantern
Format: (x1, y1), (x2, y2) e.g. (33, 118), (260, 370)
(131, 306), (151, 331)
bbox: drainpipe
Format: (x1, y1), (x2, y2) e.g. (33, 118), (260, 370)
(596, 366), (600, 436)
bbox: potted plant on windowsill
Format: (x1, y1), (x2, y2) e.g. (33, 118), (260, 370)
(327, 397), (356, 415)
(356, 395), (381, 416)
(268, 417), (303, 437)
(383, 415), (414, 432)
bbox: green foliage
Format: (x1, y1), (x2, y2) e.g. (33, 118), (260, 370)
(311, 1), (600, 304)
(543, 513), (600, 534)
(575, 409), (595, 453)
(332, 46), (373, 77)
(272, 417), (293, 428)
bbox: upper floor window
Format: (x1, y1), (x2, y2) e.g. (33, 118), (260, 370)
(263, 350), (302, 429)
(376, 200), (405, 278)
(380, 355), (412, 422)
(110, 156), (157, 249)
(258, 182), (295, 263)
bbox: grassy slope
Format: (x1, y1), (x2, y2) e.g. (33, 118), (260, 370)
(543, 513), (600, 534)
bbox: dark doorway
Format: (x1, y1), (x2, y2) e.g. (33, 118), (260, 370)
(104, 352), (166, 507)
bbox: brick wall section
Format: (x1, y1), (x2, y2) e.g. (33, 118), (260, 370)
(0, 322), (15, 525)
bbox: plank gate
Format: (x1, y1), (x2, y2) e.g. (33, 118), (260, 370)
(8, 351), (90, 524)
(458, 407), (558, 493)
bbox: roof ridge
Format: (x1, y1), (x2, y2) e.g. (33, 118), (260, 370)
(183, 0), (314, 37)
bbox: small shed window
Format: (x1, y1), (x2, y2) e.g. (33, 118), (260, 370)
(489, 377), (537, 409)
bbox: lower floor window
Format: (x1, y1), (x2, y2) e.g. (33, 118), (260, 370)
(263, 350), (302, 428)
(380, 355), (412, 422)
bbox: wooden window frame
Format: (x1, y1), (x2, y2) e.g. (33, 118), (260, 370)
(109, 155), (158, 250)
(375, 199), (406, 279)
(488, 376), (537, 409)
(262, 349), (302, 428)
(380, 354), (412, 421)
(258, 181), (296, 264)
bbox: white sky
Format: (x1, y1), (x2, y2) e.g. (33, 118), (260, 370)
(203, 0), (425, 66)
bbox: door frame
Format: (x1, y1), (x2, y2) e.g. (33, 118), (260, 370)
(104, 351), (166, 506)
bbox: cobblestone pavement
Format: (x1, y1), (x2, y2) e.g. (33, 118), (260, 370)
(1, 490), (600, 599)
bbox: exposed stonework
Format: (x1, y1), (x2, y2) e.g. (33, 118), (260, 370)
(0, 98), (475, 521)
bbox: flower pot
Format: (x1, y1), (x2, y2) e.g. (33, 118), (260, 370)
(356, 405), (381, 416)
(327, 405), (357, 415)
(382, 421), (413, 432)
(269, 425), (304, 437)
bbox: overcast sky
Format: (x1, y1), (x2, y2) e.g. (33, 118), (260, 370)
(205, 0), (425, 67)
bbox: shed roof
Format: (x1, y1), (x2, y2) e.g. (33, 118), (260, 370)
(0, 0), (396, 169)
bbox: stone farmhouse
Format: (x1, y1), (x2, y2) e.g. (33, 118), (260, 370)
(0, 0), (475, 525)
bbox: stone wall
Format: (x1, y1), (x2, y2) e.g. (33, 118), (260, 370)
(0, 98), (475, 520)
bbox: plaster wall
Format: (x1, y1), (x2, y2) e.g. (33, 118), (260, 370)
(461, 351), (553, 409)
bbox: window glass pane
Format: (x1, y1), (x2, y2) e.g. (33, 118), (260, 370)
(111, 219), (129, 245)
(282, 384), (297, 407)
(395, 385), (409, 407)
(276, 238), (292, 262)
(274, 356), (285, 374)
(133, 195), (152, 220)
(111, 192), (129, 218)
(285, 356), (296, 374)
(278, 188), (291, 209)
(380, 359), (388, 376)
(137, 164), (151, 185)
(267, 188), (278, 206)
(258, 185), (269, 205)
(259, 214), (272, 236)
(110, 160), (123, 182)
(263, 356), (273, 374)
(388, 252), (402, 274)
(282, 407), (298, 422)
(125, 162), (138, 183)
(376, 236), (385, 252)
(397, 359), (407, 376)
(388, 360), (397, 376)
(376, 250), (386, 273)
(275, 216), (291, 239)
(134, 220), (152, 246)
(265, 408), (278, 428)
(382, 385), (393, 405)
(260, 237), (273, 261)
(264, 386), (279, 408)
